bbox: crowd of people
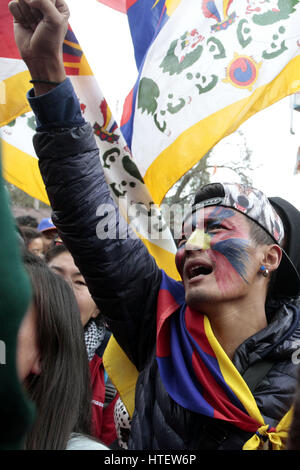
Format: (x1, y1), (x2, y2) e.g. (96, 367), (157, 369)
(1, 0), (300, 452)
(10, 216), (130, 449)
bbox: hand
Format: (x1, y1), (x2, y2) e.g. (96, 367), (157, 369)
(8, 0), (70, 93)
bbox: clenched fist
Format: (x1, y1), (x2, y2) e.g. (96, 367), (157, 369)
(8, 0), (70, 93)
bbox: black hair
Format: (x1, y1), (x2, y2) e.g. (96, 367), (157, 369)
(22, 251), (92, 449)
(269, 199), (290, 251)
(19, 226), (42, 246)
(44, 243), (68, 264)
(16, 215), (38, 229)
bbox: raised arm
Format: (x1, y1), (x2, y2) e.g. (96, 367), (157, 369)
(9, 0), (162, 369)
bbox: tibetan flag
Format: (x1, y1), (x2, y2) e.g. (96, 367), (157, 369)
(0, 0), (47, 202)
(96, 0), (127, 13)
(1, 4), (178, 275)
(116, 0), (300, 205)
(1, 2), (179, 416)
(0, 1), (31, 126)
(0, 3), (93, 203)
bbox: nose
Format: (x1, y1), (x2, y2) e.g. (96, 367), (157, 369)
(185, 229), (211, 252)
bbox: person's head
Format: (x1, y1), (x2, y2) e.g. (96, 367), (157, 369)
(16, 215), (38, 228)
(45, 244), (100, 327)
(19, 226), (44, 258)
(37, 218), (58, 253)
(17, 252), (92, 449)
(175, 183), (300, 312)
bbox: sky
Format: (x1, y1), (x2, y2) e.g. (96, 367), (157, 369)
(67, 0), (300, 209)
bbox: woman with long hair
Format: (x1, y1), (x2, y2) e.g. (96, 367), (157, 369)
(45, 243), (130, 448)
(17, 251), (107, 450)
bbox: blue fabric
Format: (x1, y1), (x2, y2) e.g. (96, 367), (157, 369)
(156, 272), (250, 426)
(27, 78), (85, 131)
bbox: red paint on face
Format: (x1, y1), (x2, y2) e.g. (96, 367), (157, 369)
(207, 249), (247, 294)
(176, 206), (253, 300)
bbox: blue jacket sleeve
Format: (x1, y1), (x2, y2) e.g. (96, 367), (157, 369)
(30, 82), (161, 371)
(28, 78), (85, 130)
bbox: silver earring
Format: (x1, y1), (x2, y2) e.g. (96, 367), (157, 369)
(260, 265), (269, 277)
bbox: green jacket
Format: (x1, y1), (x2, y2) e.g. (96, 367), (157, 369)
(0, 152), (34, 450)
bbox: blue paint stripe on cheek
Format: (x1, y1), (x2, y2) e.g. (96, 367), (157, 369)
(213, 239), (251, 283)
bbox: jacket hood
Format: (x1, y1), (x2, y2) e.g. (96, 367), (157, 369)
(233, 302), (300, 373)
(269, 197), (300, 278)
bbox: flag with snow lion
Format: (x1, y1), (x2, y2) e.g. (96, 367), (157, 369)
(1, 5), (178, 417)
(0, 13), (177, 278)
(115, 0), (300, 204)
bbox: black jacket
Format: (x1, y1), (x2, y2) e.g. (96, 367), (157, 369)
(34, 122), (300, 450)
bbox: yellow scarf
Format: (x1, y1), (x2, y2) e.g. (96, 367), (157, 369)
(204, 316), (293, 450)
(104, 316), (294, 450)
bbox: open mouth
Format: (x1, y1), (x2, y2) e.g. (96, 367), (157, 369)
(188, 264), (213, 279)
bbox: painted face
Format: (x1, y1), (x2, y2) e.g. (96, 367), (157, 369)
(47, 251), (99, 326)
(175, 206), (259, 309)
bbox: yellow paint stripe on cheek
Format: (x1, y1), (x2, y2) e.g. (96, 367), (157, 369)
(186, 229), (211, 250)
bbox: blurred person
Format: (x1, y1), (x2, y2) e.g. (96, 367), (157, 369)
(16, 215), (38, 228)
(45, 243), (128, 448)
(37, 217), (58, 253)
(18, 251), (108, 450)
(46, 243), (100, 326)
(0, 148), (33, 450)
(9, 0), (300, 451)
(20, 226), (44, 258)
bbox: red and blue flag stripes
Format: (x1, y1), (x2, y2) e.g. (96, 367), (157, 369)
(156, 271), (260, 433)
(120, 0), (172, 149)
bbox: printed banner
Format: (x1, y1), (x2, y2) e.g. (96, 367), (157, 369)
(0, 1), (31, 126)
(0, 4), (178, 277)
(118, 0), (300, 204)
(0, 2), (179, 415)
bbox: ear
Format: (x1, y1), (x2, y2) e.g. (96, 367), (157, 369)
(31, 356), (42, 376)
(262, 244), (282, 273)
(91, 309), (100, 320)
